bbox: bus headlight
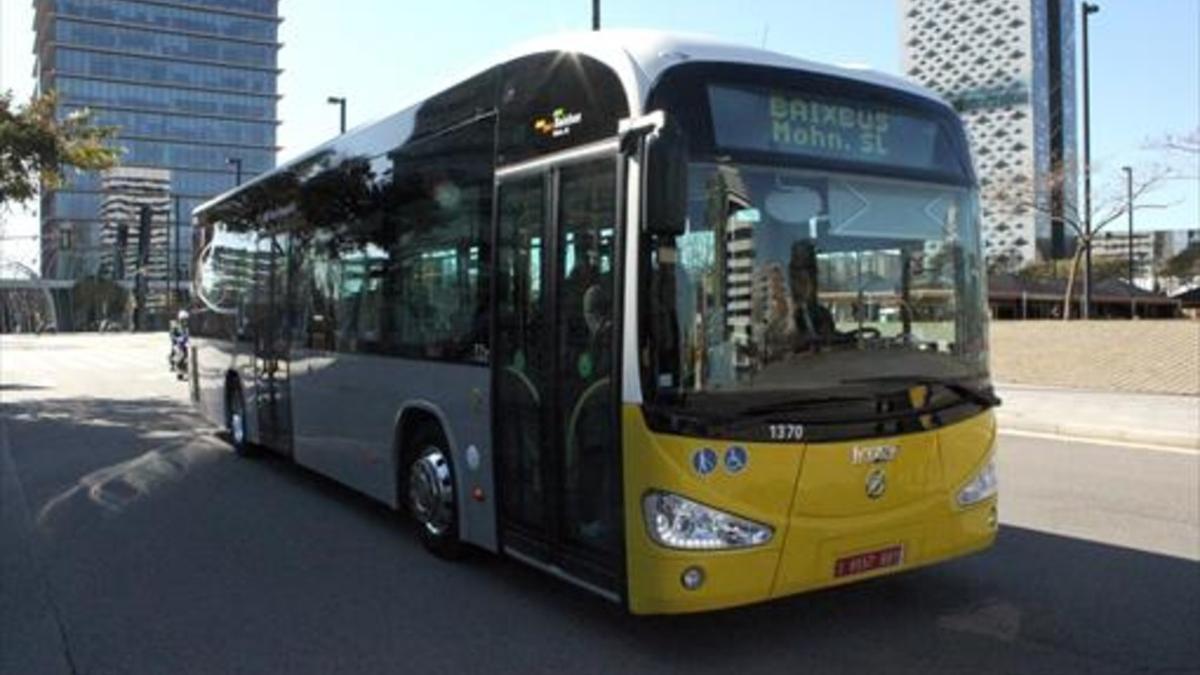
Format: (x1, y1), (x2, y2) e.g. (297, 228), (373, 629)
(956, 459), (998, 507)
(642, 491), (773, 550)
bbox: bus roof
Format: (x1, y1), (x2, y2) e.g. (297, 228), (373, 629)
(194, 29), (949, 218)
(500, 29), (944, 107)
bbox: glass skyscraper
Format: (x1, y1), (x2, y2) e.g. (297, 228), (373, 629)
(33, 0), (281, 281)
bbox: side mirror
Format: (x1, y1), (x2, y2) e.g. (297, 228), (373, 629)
(644, 118), (688, 237)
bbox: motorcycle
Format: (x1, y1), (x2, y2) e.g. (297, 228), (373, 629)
(169, 325), (189, 381)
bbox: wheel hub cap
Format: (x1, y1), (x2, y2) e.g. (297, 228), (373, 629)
(409, 449), (453, 536)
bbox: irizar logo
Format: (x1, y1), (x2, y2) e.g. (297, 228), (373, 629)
(865, 468), (887, 500)
(533, 108), (583, 138)
(851, 444), (899, 465)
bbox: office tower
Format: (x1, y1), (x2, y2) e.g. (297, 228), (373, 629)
(33, 0), (281, 284)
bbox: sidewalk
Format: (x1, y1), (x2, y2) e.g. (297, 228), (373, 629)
(995, 384), (1200, 449)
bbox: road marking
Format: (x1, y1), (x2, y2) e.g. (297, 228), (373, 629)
(1000, 428), (1200, 456)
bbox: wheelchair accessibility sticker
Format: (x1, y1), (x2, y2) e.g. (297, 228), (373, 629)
(724, 446), (748, 474)
(692, 448), (718, 476)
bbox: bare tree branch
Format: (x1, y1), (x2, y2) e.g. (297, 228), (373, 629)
(1148, 128), (1200, 155)
(985, 161), (1171, 318)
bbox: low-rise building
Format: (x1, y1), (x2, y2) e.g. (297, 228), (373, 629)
(988, 273), (1180, 319)
(1092, 228), (1199, 292)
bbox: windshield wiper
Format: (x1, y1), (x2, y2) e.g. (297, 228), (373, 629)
(740, 394), (875, 417)
(839, 375), (1001, 408)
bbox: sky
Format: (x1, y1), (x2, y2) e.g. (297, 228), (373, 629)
(2, 0), (1197, 272)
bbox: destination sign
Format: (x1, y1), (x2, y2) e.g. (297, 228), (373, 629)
(707, 85), (962, 176)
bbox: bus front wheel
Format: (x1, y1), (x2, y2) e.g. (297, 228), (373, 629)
(406, 427), (462, 559)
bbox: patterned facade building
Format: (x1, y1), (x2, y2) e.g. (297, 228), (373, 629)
(33, 0), (281, 281)
(98, 167), (171, 312)
(725, 213), (755, 373)
(900, 0), (1078, 270)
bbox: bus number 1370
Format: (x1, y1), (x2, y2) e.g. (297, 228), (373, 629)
(768, 423), (805, 441)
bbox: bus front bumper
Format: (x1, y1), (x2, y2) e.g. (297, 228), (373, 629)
(627, 495), (997, 615)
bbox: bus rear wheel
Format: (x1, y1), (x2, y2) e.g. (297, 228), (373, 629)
(406, 427), (462, 559)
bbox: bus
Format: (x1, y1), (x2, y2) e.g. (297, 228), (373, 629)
(189, 30), (999, 614)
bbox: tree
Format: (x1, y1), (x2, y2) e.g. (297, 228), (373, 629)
(1145, 128), (1198, 186)
(1017, 256), (1129, 285)
(987, 162), (1170, 319)
(1159, 244), (1200, 286)
(1157, 128), (1200, 157)
(72, 277), (130, 330)
(0, 90), (119, 207)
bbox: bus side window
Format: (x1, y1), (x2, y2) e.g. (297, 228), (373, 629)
(379, 118), (493, 363)
(308, 236), (338, 351)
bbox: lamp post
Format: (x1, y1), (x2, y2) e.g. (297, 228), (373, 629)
(167, 198), (174, 316)
(174, 194), (182, 312)
(592, 0), (600, 30)
(327, 96), (347, 134)
(226, 156), (243, 186)
(1123, 165), (1134, 317)
(134, 205), (152, 331)
(1081, 1), (1100, 319)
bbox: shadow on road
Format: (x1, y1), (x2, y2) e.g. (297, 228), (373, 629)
(2, 394), (1197, 673)
(0, 383), (49, 392)
(2, 395), (218, 527)
(456, 523), (1197, 673)
(618, 527), (1197, 672)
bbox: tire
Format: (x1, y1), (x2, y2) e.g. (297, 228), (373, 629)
(225, 382), (254, 457)
(405, 426), (462, 559)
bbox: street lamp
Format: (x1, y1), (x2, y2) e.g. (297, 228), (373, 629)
(592, 0), (600, 30)
(226, 156), (243, 186)
(1123, 165), (1134, 317)
(1081, 1), (1100, 319)
(327, 96), (347, 134)
(173, 194), (182, 312)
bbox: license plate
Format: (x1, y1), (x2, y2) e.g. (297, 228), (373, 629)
(834, 545), (905, 578)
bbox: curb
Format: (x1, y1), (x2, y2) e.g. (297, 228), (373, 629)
(995, 382), (1200, 399)
(996, 414), (1200, 450)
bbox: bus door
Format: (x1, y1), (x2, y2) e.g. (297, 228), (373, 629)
(251, 232), (293, 454)
(494, 152), (622, 597)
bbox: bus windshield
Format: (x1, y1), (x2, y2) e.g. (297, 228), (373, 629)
(643, 162), (989, 409)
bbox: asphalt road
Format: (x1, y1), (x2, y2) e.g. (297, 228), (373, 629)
(2, 334), (1197, 674)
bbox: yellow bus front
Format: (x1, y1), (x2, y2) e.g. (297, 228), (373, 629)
(628, 77), (995, 613)
(623, 405), (998, 614)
